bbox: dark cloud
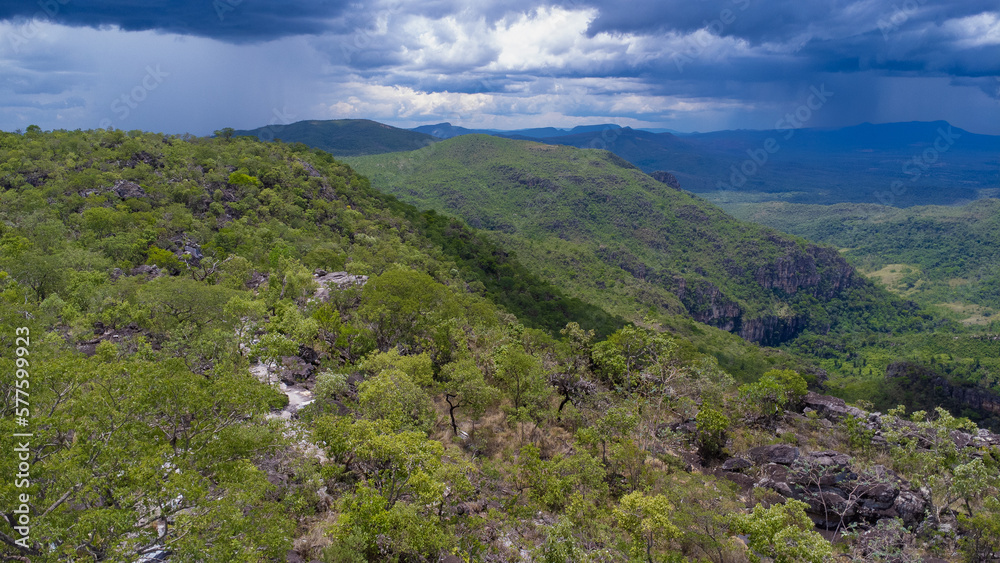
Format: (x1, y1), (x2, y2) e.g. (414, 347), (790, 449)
(0, 0), (997, 134)
(0, 0), (350, 42)
(579, 0), (996, 45)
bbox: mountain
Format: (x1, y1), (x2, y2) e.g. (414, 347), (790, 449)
(537, 121), (1000, 206)
(346, 134), (921, 347)
(410, 122), (495, 138)
(411, 122), (629, 140)
(232, 118), (438, 156)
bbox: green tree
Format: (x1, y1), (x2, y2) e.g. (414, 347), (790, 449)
(730, 499), (832, 563)
(357, 369), (436, 433)
(591, 324), (675, 392)
(883, 406), (996, 520)
(695, 406), (730, 460)
(491, 342), (550, 413)
(358, 267), (449, 351)
(438, 358), (499, 437)
(613, 491), (680, 563)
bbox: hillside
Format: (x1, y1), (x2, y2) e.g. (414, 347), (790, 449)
(232, 118), (438, 157)
(347, 135), (921, 346)
(3, 128), (1000, 562)
(347, 136), (1000, 428)
(724, 199), (1000, 324)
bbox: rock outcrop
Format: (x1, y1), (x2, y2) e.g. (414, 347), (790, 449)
(650, 170), (681, 190)
(886, 361), (1000, 417)
(311, 270), (369, 302)
(722, 447), (929, 530)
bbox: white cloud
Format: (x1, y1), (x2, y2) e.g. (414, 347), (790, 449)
(944, 12), (1000, 47)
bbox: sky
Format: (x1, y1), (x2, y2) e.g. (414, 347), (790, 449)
(0, 0), (998, 135)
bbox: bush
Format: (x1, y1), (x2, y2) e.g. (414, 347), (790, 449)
(695, 406), (730, 460)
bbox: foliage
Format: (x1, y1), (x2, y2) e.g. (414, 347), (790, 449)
(730, 500), (833, 563)
(695, 406), (730, 460)
(613, 491), (680, 562)
(882, 406), (999, 519)
(3, 127), (996, 562)
(357, 368), (436, 432)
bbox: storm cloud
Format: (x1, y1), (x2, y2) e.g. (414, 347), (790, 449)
(0, 0), (997, 134)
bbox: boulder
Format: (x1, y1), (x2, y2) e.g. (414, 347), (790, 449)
(721, 457), (752, 472)
(748, 444), (799, 465)
(893, 490), (928, 526)
(802, 392), (866, 420)
(112, 179), (147, 199)
(279, 356), (315, 384)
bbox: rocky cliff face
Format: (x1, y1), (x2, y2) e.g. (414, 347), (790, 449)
(668, 277), (741, 331)
(736, 314), (808, 347)
(886, 361), (1000, 419)
(667, 243), (860, 345)
(753, 245), (857, 299)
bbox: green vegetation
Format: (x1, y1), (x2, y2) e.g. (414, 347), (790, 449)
(347, 135), (927, 341)
(1, 127), (998, 562)
(723, 199), (1000, 322)
(347, 135), (1000, 426)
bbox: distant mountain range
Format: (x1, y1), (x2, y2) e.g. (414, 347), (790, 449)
(232, 118), (999, 207)
(477, 121), (999, 206)
(409, 122), (636, 139)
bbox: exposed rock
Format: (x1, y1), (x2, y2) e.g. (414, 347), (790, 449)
(893, 490), (928, 526)
(735, 446), (929, 531)
(748, 444), (799, 465)
(129, 264), (163, 279)
(668, 276), (742, 333)
(312, 271), (368, 301)
(77, 322), (157, 356)
(721, 457), (752, 472)
(670, 420), (698, 435)
(802, 392), (867, 420)
(111, 179), (147, 199)
(737, 314), (807, 347)
(279, 356), (316, 384)
(886, 360), (1000, 418)
(247, 271), (269, 290)
(650, 170), (681, 190)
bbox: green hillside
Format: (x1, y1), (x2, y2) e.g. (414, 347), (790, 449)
(347, 135), (922, 346)
(347, 136), (1000, 427)
(232, 118), (439, 157)
(724, 199), (1000, 324)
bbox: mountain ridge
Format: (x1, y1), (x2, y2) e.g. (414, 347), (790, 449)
(346, 134), (922, 347)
